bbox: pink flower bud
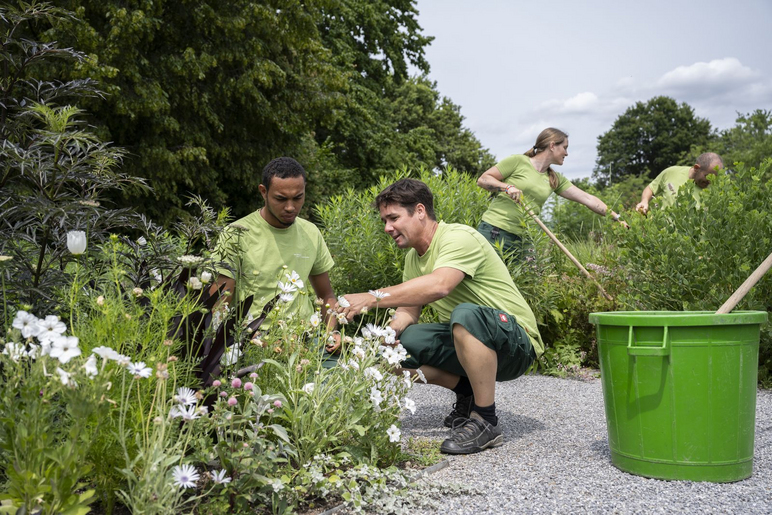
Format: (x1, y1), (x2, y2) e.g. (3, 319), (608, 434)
(231, 378), (242, 389)
(244, 382), (253, 391)
(227, 396), (238, 406)
(249, 372), (258, 379)
(267, 408), (274, 414)
(212, 380), (222, 387)
(273, 400), (282, 408)
(219, 391), (227, 397)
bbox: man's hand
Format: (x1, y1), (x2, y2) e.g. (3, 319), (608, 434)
(634, 201), (648, 215)
(324, 331), (342, 354)
(335, 293), (376, 321)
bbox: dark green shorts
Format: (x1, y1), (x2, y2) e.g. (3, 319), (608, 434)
(399, 303), (535, 382)
(477, 221), (529, 262)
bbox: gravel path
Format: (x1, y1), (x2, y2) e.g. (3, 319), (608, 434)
(400, 374), (772, 514)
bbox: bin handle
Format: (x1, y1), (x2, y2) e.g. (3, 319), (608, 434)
(627, 325), (671, 356)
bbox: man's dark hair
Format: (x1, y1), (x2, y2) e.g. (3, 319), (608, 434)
(262, 157), (307, 189)
(374, 178), (436, 220)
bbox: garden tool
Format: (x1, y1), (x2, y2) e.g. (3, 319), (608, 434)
(716, 250), (772, 314)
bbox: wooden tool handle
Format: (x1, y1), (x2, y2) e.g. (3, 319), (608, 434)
(716, 251), (772, 314)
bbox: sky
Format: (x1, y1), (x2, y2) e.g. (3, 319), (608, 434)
(412, 0), (772, 180)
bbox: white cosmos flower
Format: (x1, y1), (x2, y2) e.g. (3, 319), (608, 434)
(127, 361), (152, 378)
(12, 311), (40, 339)
(174, 387), (198, 406)
(172, 464), (200, 489)
(92, 346), (120, 361)
(403, 397), (416, 414)
(82, 354), (99, 378)
(277, 281), (298, 294)
(285, 270), (304, 289)
(309, 312), (321, 328)
(49, 336), (81, 364)
(336, 296), (351, 308)
(387, 424), (401, 442)
(211, 469), (232, 485)
(279, 293), (295, 304)
(188, 277), (203, 290)
(369, 387), (383, 407)
(66, 230), (87, 255)
(368, 290), (390, 300)
(302, 383), (315, 394)
(56, 367), (75, 386)
(36, 316), (67, 342)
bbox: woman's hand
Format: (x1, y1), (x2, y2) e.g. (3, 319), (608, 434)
(504, 184), (522, 203)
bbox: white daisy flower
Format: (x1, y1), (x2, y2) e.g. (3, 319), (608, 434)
(12, 311), (40, 339)
(49, 336), (81, 364)
(368, 289), (390, 300)
(127, 361), (152, 378)
(279, 293), (295, 304)
(211, 469), (232, 485)
(386, 424), (401, 442)
(336, 312), (348, 325)
(277, 281), (298, 294)
(169, 405), (199, 421)
(285, 270), (304, 289)
(171, 464), (200, 489)
(309, 312), (321, 328)
(174, 387), (198, 406)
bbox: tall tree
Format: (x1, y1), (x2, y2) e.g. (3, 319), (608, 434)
(592, 96), (712, 186)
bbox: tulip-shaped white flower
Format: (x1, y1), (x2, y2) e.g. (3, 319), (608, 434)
(67, 231), (87, 255)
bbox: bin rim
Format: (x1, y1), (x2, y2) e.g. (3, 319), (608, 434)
(588, 310), (768, 327)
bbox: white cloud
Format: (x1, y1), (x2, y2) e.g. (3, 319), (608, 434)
(657, 58), (758, 91)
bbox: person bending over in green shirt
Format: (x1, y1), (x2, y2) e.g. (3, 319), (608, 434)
(635, 152), (724, 214)
(335, 178), (544, 455)
(211, 157), (339, 339)
(476, 127), (627, 257)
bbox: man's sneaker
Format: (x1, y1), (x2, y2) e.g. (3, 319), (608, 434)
(440, 411), (503, 455)
(443, 394), (474, 428)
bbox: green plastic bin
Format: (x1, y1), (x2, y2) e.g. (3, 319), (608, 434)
(588, 310), (767, 482)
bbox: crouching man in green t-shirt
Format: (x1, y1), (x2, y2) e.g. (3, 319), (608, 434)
(336, 178), (544, 455)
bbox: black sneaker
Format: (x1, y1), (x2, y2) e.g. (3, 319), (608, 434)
(440, 411), (503, 455)
(443, 394), (474, 428)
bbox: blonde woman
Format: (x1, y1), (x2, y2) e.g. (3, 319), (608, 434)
(477, 128), (626, 257)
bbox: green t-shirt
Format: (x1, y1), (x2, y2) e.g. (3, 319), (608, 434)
(481, 154), (573, 236)
(648, 166), (699, 209)
(402, 222), (545, 356)
(214, 210), (334, 322)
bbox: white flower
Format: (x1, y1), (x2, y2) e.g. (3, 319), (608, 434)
(36, 315), (67, 342)
(211, 469), (232, 485)
(347, 359), (360, 370)
(387, 424), (401, 443)
(127, 361), (152, 378)
(362, 323), (384, 339)
(336, 312), (348, 325)
(116, 354), (132, 367)
(277, 281), (297, 294)
(169, 405), (199, 421)
(177, 255), (204, 266)
(172, 464), (200, 489)
(369, 387), (383, 407)
(353, 346), (366, 360)
(92, 346), (120, 361)
(67, 230), (87, 255)
(309, 312), (321, 328)
(302, 383), (315, 394)
(285, 270), (305, 289)
(336, 296), (351, 308)
(55, 367), (74, 386)
(402, 370), (413, 388)
(151, 268), (163, 283)
(174, 387), (198, 406)
(82, 354), (99, 378)
(49, 336), (81, 364)
(220, 344), (242, 367)
(271, 478), (284, 492)
(383, 327), (397, 345)
(188, 277), (203, 290)
(368, 290), (390, 300)
(364, 367), (383, 382)
(403, 397), (416, 414)
(279, 293), (295, 304)
(200, 271), (212, 283)
(415, 368), (427, 384)
(2, 342), (26, 362)
(12, 311), (40, 339)
(137, 236), (147, 246)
